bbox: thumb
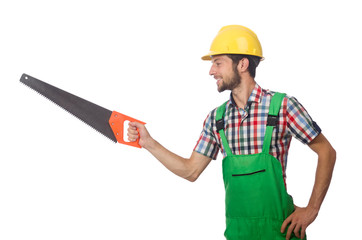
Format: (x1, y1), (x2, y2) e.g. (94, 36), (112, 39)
(129, 121), (145, 129)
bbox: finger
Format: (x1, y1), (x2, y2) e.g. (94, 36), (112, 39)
(128, 122), (137, 130)
(293, 224), (301, 238)
(127, 133), (139, 142)
(300, 225), (307, 239)
(281, 215), (292, 233)
(128, 136), (138, 142)
(129, 121), (144, 129)
(129, 121), (137, 127)
(127, 131), (139, 138)
(127, 132), (139, 141)
(127, 127), (139, 135)
(286, 222), (296, 240)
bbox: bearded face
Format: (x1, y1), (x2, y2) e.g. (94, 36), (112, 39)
(217, 64), (241, 92)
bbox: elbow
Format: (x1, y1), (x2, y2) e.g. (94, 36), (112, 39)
(186, 175), (198, 182)
(181, 154), (210, 182)
(330, 146), (337, 164)
(321, 145), (336, 167)
(186, 177), (197, 182)
(185, 171), (199, 182)
(183, 165), (200, 182)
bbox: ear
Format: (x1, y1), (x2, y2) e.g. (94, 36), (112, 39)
(237, 58), (249, 74)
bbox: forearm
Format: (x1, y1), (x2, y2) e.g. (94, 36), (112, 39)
(145, 138), (192, 180)
(281, 134), (336, 238)
(307, 146), (336, 212)
(307, 134), (336, 213)
(128, 122), (211, 182)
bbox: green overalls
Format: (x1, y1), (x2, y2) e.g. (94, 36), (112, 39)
(216, 93), (305, 240)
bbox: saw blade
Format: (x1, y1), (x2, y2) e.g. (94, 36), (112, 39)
(20, 73), (117, 143)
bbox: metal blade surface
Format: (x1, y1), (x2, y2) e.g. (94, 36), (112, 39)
(20, 73), (117, 143)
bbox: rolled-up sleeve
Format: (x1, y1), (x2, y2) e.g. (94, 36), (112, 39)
(194, 110), (220, 160)
(286, 96), (322, 144)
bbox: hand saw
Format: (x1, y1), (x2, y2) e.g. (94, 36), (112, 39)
(20, 73), (145, 148)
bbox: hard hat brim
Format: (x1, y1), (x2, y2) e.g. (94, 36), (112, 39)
(201, 52), (264, 61)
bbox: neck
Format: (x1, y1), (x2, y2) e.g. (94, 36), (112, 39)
(231, 77), (256, 109)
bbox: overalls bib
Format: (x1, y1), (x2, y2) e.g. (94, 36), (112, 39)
(216, 93), (305, 240)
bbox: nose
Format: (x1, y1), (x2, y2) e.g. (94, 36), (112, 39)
(209, 65), (216, 76)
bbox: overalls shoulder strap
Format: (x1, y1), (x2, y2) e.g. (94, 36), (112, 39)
(261, 92), (286, 154)
(215, 101), (227, 121)
(215, 101), (233, 156)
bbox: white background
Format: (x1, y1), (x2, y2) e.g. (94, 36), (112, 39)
(1, 0), (361, 239)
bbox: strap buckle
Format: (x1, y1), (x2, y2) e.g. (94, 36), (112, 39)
(216, 119), (224, 132)
(267, 115), (278, 127)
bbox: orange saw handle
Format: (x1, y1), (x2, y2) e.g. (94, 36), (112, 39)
(109, 111), (146, 148)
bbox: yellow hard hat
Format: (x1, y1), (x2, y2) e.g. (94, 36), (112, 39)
(202, 25), (264, 61)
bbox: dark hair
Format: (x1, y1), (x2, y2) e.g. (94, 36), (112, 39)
(226, 54), (261, 78)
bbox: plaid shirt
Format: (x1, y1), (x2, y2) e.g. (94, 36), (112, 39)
(194, 83), (321, 180)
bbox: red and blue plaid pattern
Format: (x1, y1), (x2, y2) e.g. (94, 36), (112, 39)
(194, 83), (321, 180)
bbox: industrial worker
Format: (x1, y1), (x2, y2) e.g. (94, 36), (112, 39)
(127, 25), (336, 240)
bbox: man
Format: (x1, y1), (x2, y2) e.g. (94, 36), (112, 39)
(127, 25), (336, 239)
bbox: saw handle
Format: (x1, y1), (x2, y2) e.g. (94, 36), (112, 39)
(109, 111), (146, 148)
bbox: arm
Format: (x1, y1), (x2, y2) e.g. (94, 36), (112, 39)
(281, 133), (336, 239)
(127, 122), (212, 182)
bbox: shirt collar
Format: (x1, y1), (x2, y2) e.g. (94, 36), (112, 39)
(230, 83), (263, 107)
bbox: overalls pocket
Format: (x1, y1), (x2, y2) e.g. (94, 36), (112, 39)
(232, 169), (266, 176)
(224, 158), (270, 218)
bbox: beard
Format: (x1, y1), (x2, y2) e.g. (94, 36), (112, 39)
(218, 66), (241, 92)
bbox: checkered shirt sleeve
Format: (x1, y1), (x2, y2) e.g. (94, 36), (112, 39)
(286, 96), (321, 144)
(193, 110), (220, 160)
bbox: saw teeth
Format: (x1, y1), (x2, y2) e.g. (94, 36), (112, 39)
(20, 74), (117, 143)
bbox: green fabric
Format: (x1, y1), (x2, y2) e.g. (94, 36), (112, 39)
(216, 93), (305, 240)
(262, 92), (285, 154)
(216, 101), (232, 156)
